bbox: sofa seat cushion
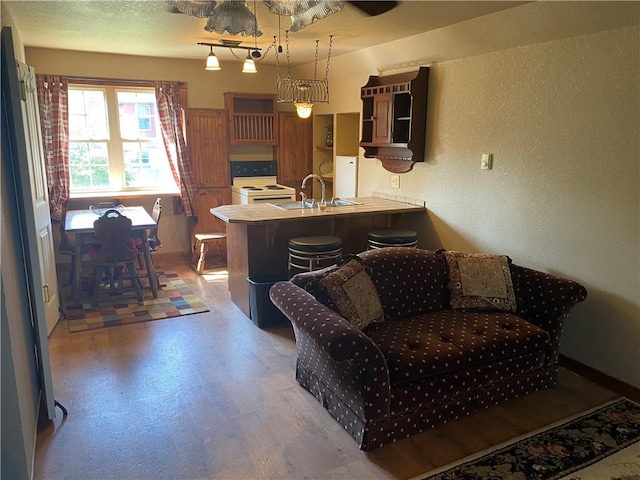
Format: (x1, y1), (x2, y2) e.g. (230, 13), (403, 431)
(388, 350), (546, 416)
(365, 310), (550, 386)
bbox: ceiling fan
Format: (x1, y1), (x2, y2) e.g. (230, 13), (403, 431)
(166, 0), (399, 34)
(347, 1), (397, 17)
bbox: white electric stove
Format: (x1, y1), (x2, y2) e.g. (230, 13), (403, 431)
(230, 160), (297, 204)
(231, 176), (297, 205)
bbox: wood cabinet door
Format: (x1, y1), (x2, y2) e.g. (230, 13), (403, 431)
(186, 108), (229, 188)
(372, 93), (393, 145)
(278, 112), (312, 189)
(193, 188), (231, 234)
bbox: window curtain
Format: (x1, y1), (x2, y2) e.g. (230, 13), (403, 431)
(36, 75), (69, 222)
(154, 81), (196, 217)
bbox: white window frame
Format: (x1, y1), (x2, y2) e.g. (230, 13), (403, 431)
(68, 84), (179, 199)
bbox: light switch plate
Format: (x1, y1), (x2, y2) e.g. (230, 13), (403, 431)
(481, 153), (493, 170)
(391, 174), (400, 189)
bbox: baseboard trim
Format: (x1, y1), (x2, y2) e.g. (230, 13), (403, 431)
(559, 355), (640, 403)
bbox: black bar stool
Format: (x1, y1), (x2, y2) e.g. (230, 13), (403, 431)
(288, 235), (343, 277)
(367, 228), (418, 249)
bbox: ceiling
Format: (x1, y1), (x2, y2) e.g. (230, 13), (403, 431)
(4, 1), (527, 65)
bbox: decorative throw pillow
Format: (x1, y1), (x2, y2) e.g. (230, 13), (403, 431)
(443, 251), (517, 312)
(317, 258), (384, 330)
(301, 254), (362, 307)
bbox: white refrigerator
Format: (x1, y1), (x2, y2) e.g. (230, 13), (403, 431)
(334, 155), (358, 198)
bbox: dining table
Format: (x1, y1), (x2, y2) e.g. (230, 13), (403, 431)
(64, 206), (159, 306)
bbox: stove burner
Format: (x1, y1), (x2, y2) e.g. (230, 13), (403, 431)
(265, 185), (284, 190)
(243, 186), (263, 191)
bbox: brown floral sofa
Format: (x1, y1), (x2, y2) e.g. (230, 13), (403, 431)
(269, 247), (587, 450)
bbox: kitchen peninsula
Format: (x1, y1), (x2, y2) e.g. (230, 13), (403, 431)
(211, 197), (426, 318)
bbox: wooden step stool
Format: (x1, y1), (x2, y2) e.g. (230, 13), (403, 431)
(191, 233), (227, 274)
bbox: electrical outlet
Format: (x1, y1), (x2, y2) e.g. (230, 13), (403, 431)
(481, 153), (493, 170)
(391, 174), (400, 189)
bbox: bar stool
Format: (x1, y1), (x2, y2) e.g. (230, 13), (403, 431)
(191, 233), (227, 274)
(367, 228), (418, 249)
(288, 235), (342, 277)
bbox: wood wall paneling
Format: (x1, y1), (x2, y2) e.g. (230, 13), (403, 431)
(278, 112), (313, 194)
(186, 108), (230, 258)
(186, 108), (229, 188)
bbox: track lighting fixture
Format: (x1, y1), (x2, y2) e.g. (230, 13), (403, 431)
(198, 41), (269, 73)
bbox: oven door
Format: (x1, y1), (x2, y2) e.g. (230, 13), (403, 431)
(247, 195), (296, 205)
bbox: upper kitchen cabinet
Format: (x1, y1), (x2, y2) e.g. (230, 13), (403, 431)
(224, 92), (277, 145)
(278, 112), (312, 193)
(186, 108), (229, 188)
(360, 66), (429, 173)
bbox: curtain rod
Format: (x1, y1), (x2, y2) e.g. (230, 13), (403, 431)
(63, 76), (185, 86)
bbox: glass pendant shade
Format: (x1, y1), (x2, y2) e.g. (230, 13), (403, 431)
(263, 0), (322, 15)
(167, 0), (217, 17)
(294, 102), (313, 119)
(242, 54), (257, 73)
(204, 0), (263, 36)
(290, 0), (343, 31)
(205, 50), (221, 70)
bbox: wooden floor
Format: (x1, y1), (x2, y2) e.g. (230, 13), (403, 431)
(35, 253), (619, 480)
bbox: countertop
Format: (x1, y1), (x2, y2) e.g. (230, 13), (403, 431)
(211, 197), (425, 224)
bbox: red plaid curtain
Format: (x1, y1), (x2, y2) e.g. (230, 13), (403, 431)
(36, 75), (69, 222)
(155, 81), (196, 217)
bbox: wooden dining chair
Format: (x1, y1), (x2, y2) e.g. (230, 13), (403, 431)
(136, 197), (162, 271)
(88, 209), (144, 307)
(57, 215), (99, 288)
(57, 219), (80, 287)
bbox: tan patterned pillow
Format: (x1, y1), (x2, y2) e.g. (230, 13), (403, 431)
(318, 258), (384, 330)
(444, 251), (517, 312)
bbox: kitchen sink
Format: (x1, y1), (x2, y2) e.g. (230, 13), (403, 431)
(329, 199), (360, 207)
(271, 199), (360, 210)
(271, 202), (306, 210)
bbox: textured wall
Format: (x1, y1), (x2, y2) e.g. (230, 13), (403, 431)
(416, 27), (639, 387)
(321, 21), (639, 386)
(24, 48), (281, 109)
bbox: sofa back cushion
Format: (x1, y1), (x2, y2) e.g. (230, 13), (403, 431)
(359, 248), (449, 321)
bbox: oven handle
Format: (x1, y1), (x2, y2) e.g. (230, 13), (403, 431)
(250, 196), (296, 204)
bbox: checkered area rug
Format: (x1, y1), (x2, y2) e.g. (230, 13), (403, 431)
(65, 270), (209, 332)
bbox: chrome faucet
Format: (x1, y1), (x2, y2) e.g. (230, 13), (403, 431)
(300, 192), (312, 208)
(301, 174), (326, 207)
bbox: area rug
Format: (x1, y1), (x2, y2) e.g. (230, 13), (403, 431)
(65, 270), (209, 332)
(420, 398), (640, 480)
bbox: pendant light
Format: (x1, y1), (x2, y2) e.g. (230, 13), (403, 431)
(242, 52), (257, 73)
(276, 33), (333, 119)
(294, 84), (312, 118)
(294, 102), (313, 119)
(205, 45), (220, 71)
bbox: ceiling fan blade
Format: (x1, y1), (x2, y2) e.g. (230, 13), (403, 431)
(348, 1), (398, 16)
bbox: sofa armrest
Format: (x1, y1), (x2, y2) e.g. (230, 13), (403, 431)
(514, 266), (587, 364)
(270, 281), (391, 420)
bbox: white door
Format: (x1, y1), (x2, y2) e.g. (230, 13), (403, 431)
(5, 56), (59, 420)
(17, 61), (60, 335)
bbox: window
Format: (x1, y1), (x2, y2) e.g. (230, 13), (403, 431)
(68, 85), (178, 195)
